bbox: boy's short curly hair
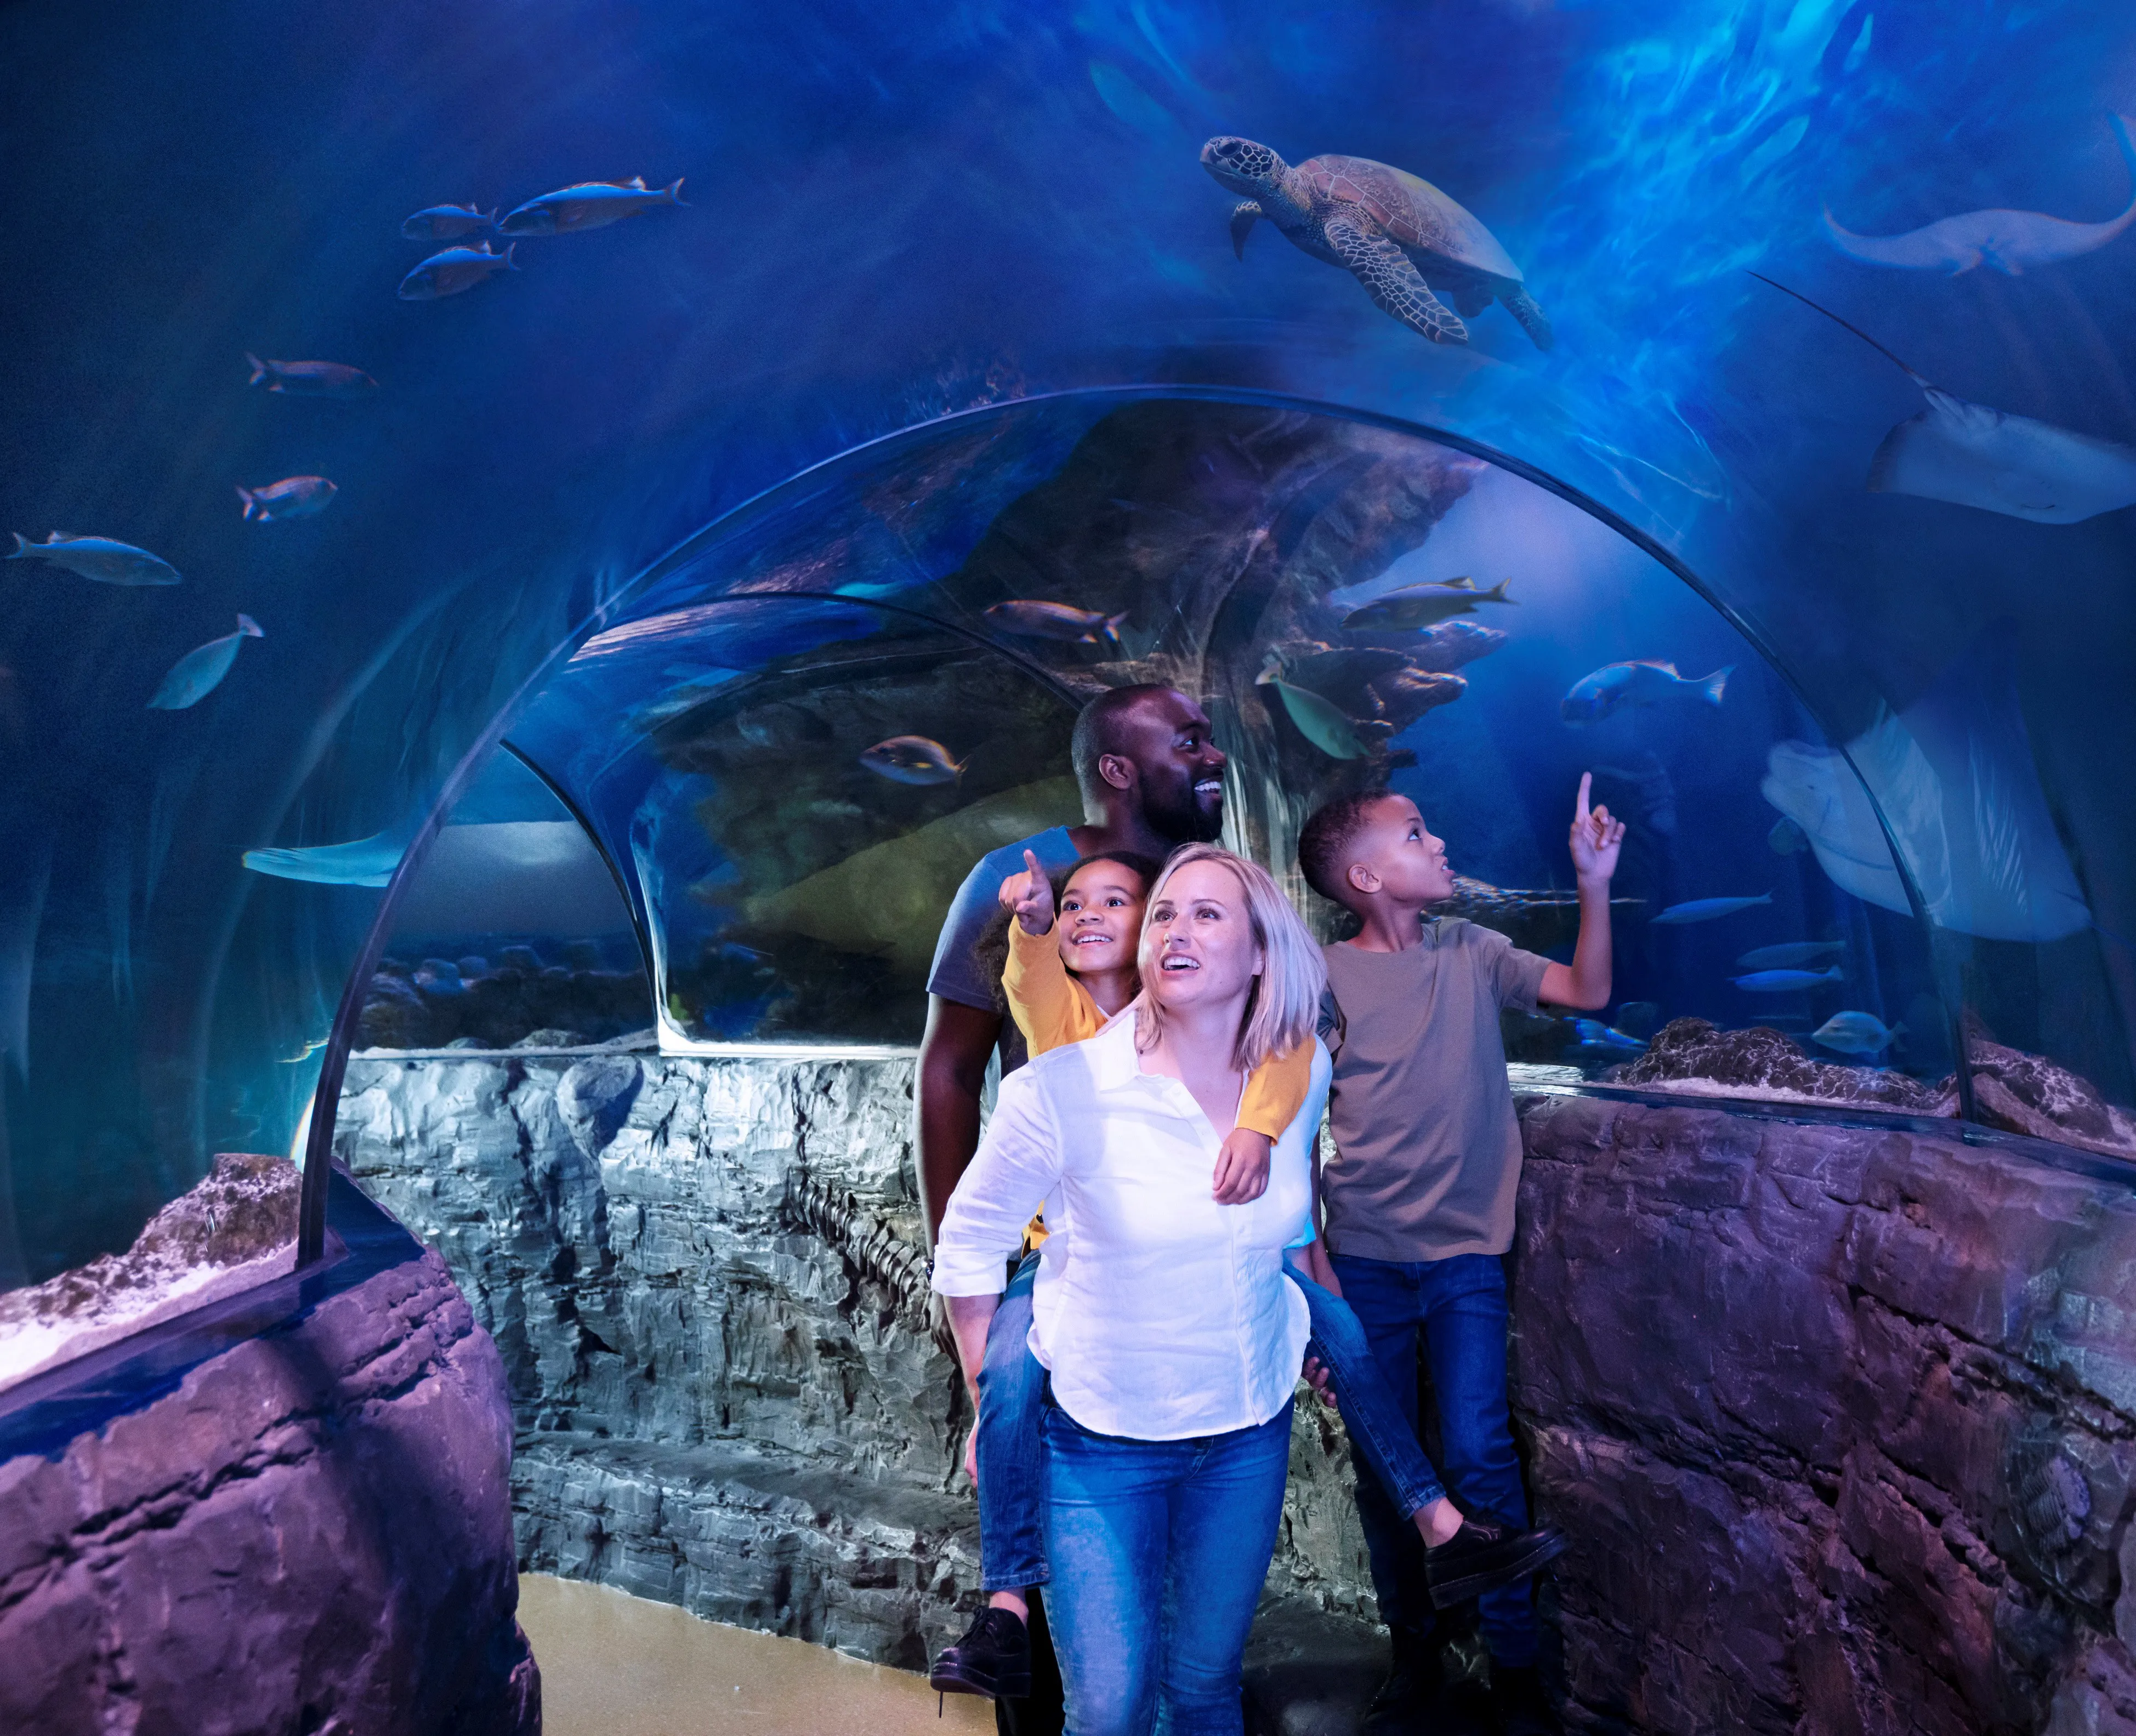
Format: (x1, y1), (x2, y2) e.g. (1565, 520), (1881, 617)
(1297, 789), (1395, 907)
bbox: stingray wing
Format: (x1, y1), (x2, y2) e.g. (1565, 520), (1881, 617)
(1870, 390), (2136, 523)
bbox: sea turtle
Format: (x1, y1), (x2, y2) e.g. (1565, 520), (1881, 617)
(1201, 137), (1552, 350)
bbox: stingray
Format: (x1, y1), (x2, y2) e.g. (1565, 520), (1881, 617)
(1759, 629), (2089, 943)
(1753, 273), (2136, 523)
(1823, 115), (2136, 275)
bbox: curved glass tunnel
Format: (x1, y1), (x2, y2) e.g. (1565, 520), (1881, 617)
(401, 396), (1969, 1095)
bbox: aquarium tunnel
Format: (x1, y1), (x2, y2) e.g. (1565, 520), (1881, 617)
(5, 3), (2136, 1734)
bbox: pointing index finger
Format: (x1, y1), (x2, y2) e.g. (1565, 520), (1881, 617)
(1575, 771), (1593, 822)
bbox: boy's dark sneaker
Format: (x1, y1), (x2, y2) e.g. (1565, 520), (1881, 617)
(928, 1606), (1032, 1701)
(1424, 1517), (1568, 1609)
(1491, 1663), (1561, 1734)
(1361, 1625), (1448, 1733)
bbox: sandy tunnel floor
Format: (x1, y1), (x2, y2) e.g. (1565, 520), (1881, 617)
(518, 1575), (995, 1736)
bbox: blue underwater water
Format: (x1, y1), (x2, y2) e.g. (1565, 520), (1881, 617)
(2, 0), (2134, 1282)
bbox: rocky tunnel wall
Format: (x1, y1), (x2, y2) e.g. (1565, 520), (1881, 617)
(337, 1048), (2136, 1732)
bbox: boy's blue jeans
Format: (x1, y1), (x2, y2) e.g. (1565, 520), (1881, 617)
(1042, 1396), (1293, 1736)
(1327, 1249), (1538, 1668)
(974, 1248), (1449, 1592)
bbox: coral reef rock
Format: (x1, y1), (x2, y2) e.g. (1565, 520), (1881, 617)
(1, 1222), (537, 1736)
(0, 1152), (300, 1388)
(1967, 1033), (2136, 1162)
(1514, 1091), (2136, 1735)
(1610, 1016), (1955, 1114)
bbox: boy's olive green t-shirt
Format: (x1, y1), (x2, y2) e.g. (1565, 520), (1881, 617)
(1317, 918), (1551, 1262)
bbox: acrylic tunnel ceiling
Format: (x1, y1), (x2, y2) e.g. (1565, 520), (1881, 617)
(2, 0), (2134, 1283)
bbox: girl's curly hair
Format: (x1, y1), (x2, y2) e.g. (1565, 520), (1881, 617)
(970, 851), (1164, 1011)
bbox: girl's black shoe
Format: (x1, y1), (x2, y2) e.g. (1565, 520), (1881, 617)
(1423, 1517), (1568, 1609)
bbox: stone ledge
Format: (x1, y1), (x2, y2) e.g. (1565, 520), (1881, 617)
(514, 1428), (980, 1672)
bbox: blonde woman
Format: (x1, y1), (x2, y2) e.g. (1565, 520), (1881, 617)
(930, 845), (1332, 1735)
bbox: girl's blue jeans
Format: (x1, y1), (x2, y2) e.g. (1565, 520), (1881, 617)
(1042, 1395), (1293, 1736)
(973, 1247), (1448, 1592)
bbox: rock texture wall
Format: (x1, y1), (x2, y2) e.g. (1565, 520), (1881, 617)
(339, 1050), (2136, 1733)
(1513, 1092), (2136, 1736)
(0, 1232), (538, 1736)
(336, 1047), (1378, 1671)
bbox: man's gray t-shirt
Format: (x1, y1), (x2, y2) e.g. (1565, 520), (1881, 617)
(1317, 918), (1551, 1263)
(926, 826), (1079, 1072)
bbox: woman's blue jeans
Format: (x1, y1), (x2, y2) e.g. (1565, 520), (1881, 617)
(1042, 1397), (1293, 1736)
(974, 1250), (1448, 1592)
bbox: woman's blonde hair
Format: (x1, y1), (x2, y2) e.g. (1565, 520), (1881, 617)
(1134, 844), (1326, 1072)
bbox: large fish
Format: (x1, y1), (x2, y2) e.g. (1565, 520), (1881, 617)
(1811, 1011), (1905, 1056)
(1342, 577), (1515, 633)
(1256, 667), (1368, 759)
(1754, 274), (2136, 523)
(499, 177), (686, 236)
(401, 202), (496, 240)
(243, 827), (411, 887)
(245, 354), (378, 396)
(1651, 893), (1773, 925)
(7, 531), (180, 586)
(1823, 116), (2136, 275)
(237, 476), (337, 522)
(397, 242), (518, 300)
(861, 735), (967, 784)
(1761, 629), (2089, 943)
(1560, 659), (1731, 725)
(1731, 965), (1844, 993)
(147, 614), (262, 710)
(984, 600), (1128, 646)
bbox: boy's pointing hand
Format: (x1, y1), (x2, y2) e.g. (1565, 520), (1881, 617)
(997, 848), (1058, 936)
(1570, 772), (1626, 885)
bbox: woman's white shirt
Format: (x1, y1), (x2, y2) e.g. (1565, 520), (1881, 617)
(931, 1013), (1333, 1442)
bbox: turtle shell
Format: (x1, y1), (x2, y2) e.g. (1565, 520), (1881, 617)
(1296, 155), (1524, 284)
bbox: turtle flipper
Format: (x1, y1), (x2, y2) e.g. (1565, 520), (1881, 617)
(1230, 201), (1262, 259)
(1501, 284), (1554, 351)
(1325, 215), (1468, 344)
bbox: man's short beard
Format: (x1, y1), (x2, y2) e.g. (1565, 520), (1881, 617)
(1144, 778), (1224, 845)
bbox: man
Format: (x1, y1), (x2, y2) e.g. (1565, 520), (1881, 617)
(917, 683), (1226, 1736)
(916, 683), (1228, 1240)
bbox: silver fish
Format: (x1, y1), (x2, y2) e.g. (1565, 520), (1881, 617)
(1811, 1011), (1905, 1056)
(7, 530), (179, 586)
(860, 735), (967, 784)
(245, 354), (378, 396)
(401, 203), (496, 240)
(148, 614), (262, 710)
(984, 600), (1129, 646)
(498, 177), (686, 236)
(1256, 666), (1368, 759)
(1736, 941), (1845, 972)
(237, 476), (337, 522)
(1342, 577), (1516, 633)
(1731, 965), (1844, 993)
(397, 241), (518, 300)
(1754, 274), (2136, 523)
(1651, 893), (1773, 925)
(1823, 116), (2136, 275)
(1560, 659), (1730, 725)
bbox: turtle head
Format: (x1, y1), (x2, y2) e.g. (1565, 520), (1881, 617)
(1201, 136), (1286, 198)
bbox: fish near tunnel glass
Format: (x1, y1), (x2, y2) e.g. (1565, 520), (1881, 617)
(483, 396), (1953, 1114)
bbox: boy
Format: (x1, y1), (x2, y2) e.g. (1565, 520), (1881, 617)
(1297, 777), (1623, 1736)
